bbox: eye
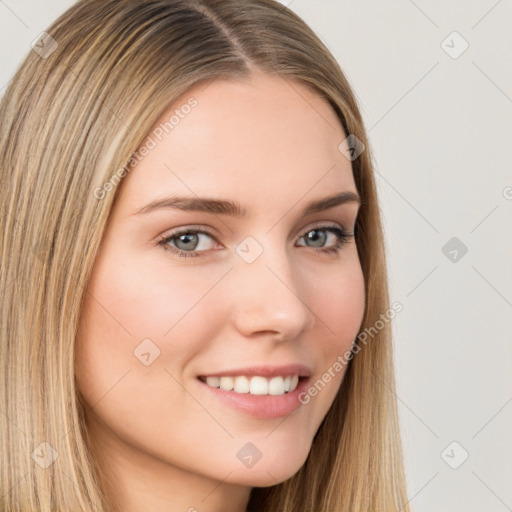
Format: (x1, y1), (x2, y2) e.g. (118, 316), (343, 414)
(297, 224), (354, 256)
(157, 224), (354, 259)
(157, 226), (219, 259)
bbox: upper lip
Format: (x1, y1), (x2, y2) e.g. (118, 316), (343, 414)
(198, 364), (311, 378)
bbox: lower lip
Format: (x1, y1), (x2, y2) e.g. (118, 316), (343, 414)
(196, 377), (310, 419)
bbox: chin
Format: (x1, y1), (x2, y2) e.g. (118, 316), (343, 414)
(224, 448), (310, 487)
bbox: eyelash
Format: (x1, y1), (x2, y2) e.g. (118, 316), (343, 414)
(157, 224), (354, 259)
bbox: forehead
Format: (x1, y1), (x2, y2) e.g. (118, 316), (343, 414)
(115, 71), (355, 213)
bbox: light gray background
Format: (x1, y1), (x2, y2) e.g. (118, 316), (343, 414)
(1, 1), (511, 511)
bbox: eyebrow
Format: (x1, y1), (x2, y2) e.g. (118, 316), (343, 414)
(132, 190), (361, 218)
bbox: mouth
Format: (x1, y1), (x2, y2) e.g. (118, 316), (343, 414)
(196, 373), (311, 419)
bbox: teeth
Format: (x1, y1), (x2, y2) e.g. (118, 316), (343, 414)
(250, 376), (268, 395)
(234, 376), (250, 393)
(219, 376), (234, 391)
(203, 375), (301, 395)
(268, 376), (285, 395)
(206, 376), (220, 388)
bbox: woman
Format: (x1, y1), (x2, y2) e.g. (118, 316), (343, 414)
(0, 1), (410, 510)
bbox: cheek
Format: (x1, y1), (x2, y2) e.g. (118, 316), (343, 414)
(90, 255), (230, 338)
(300, 260), (365, 412)
(74, 255), (228, 400)
(313, 259), (366, 348)
(73, 261), (219, 466)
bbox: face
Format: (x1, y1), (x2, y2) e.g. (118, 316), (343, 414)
(75, 70), (365, 493)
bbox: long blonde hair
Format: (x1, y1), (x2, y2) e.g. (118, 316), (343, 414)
(0, 1), (409, 510)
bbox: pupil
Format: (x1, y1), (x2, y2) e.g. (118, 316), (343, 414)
(177, 233), (197, 250)
(307, 229), (326, 248)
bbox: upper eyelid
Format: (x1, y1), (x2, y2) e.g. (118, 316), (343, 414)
(159, 225), (217, 241)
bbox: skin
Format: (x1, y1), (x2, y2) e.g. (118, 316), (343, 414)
(75, 70), (366, 512)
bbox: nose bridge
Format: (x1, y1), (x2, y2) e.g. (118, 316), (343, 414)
(228, 234), (315, 338)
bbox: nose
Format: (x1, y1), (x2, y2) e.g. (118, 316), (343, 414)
(227, 244), (315, 341)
